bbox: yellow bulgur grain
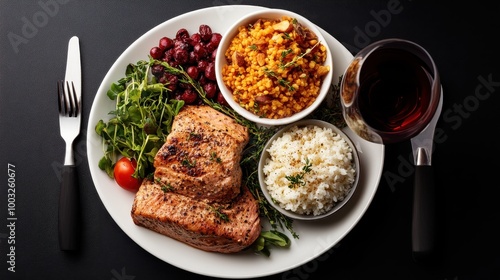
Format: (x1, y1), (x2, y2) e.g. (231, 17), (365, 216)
(222, 16), (330, 119)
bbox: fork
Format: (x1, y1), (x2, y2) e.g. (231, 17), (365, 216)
(57, 80), (81, 251)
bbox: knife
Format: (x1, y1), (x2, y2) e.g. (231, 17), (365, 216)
(65, 36), (81, 105)
(410, 88), (443, 262)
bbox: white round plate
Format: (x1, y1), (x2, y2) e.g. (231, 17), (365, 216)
(87, 5), (385, 279)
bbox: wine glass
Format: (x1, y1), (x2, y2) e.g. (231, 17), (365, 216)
(340, 38), (441, 144)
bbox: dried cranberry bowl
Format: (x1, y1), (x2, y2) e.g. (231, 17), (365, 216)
(148, 24), (227, 105)
(215, 9), (334, 126)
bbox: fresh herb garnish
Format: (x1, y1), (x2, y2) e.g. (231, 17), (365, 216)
(280, 48), (293, 62)
(210, 152), (222, 163)
(208, 205), (229, 222)
(253, 230), (291, 257)
(280, 41), (321, 69)
(181, 157), (196, 168)
(188, 132), (201, 141)
(263, 67), (295, 92)
(95, 59), (184, 179)
(261, 41), (321, 92)
(281, 32), (292, 40)
(285, 158), (312, 188)
(161, 184), (173, 193)
(155, 177), (174, 193)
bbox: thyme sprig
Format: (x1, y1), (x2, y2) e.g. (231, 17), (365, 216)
(285, 158), (312, 188)
(263, 67), (295, 92)
(280, 41), (321, 70)
(156, 177), (174, 193)
(262, 41), (322, 92)
(208, 205), (229, 222)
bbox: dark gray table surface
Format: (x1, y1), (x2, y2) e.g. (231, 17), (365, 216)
(1, 1), (499, 279)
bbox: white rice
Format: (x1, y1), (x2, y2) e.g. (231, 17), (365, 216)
(262, 125), (356, 216)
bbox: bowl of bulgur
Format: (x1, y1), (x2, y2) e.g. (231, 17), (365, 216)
(215, 9), (333, 126)
(258, 119), (360, 220)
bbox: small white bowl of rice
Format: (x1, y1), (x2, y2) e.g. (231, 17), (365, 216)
(258, 119), (360, 220)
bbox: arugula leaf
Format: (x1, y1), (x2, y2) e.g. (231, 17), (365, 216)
(96, 59), (184, 179)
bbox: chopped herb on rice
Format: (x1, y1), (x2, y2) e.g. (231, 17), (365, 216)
(262, 125), (356, 216)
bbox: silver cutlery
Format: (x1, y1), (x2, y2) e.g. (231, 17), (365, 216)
(57, 36), (81, 251)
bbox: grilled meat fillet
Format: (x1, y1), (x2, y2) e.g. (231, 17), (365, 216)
(154, 105), (249, 203)
(131, 178), (261, 253)
(131, 105), (260, 253)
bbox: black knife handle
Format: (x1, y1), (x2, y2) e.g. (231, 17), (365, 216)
(412, 165), (435, 262)
(58, 165), (80, 251)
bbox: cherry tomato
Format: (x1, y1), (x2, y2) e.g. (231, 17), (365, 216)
(114, 157), (142, 192)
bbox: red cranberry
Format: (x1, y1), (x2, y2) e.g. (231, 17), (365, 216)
(163, 48), (174, 62)
(161, 73), (178, 91)
(193, 43), (207, 58)
(174, 49), (189, 64)
(198, 74), (208, 86)
(159, 37), (174, 50)
(150, 46), (163, 59)
(174, 40), (190, 51)
(151, 64), (165, 77)
(203, 82), (217, 99)
(181, 37), (193, 48)
(216, 91), (228, 106)
(176, 28), (189, 40)
(158, 75), (167, 84)
(204, 61), (216, 81)
(186, 66), (199, 80)
(205, 41), (216, 53)
(197, 60), (208, 72)
(189, 51), (199, 64)
(199, 24), (212, 42)
(210, 33), (222, 48)
(190, 33), (201, 45)
(180, 89), (198, 104)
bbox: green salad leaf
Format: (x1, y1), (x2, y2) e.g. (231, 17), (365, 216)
(95, 59), (184, 179)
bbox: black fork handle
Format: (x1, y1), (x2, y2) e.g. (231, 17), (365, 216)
(58, 165), (80, 251)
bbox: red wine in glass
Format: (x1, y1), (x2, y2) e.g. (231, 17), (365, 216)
(357, 48), (433, 138)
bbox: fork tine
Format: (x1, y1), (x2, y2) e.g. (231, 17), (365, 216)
(65, 81), (79, 117)
(64, 81), (73, 117)
(58, 80), (79, 117)
(57, 80), (65, 115)
(63, 80), (70, 116)
(68, 81), (79, 117)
